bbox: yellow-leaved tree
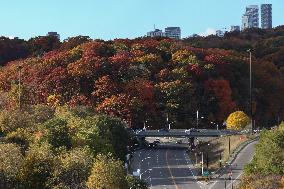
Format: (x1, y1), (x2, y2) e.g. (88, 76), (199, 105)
(86, 154), (128, 189)
(226, 111), (250, 130)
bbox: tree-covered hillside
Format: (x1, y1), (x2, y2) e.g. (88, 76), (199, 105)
(1, 30), (284, 129)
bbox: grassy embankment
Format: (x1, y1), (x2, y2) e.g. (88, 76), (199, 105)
(189, 135), (249, 173)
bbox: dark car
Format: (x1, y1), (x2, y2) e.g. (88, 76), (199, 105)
(153, 140), (160, 146)
(176, 140), (182, 144)
(148, 143), (156, 148)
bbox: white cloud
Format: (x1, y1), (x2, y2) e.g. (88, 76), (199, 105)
(199, 28), (216, 37)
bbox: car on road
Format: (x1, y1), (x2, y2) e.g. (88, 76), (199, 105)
(153, 141), (160, 146)
(185, 129), (191, 134)
(185, 128), (199, 134)
(176, 140), (182, 144)
(190, 128), (200, 132)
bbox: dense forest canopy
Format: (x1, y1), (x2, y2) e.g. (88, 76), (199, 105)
(1, 27), (284, 129)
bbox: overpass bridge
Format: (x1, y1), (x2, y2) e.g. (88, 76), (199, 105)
(133, 129), (240, 138)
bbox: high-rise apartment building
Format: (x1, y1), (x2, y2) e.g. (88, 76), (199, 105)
(242, 5), (259, 30)
(261, 4), (272, 29)
(165, 27), (181, 39)
(242, 14), (250, 30)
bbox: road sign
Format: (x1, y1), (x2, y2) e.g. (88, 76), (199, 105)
(203, 171), (209, 177)
(228, 171), (232, 178)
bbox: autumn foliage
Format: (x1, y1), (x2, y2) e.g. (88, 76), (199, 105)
(226, 111), (250, 130)
(0, 30), (284, 129)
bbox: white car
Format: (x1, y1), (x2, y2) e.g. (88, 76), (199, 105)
(185, 129), (191, 134)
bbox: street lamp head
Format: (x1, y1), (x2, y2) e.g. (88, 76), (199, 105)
(247, 49), (251, 52)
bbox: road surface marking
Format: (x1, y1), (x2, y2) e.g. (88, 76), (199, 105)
(166, 150), (179, 189)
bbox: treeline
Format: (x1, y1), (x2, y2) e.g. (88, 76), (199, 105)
(0, 35), (91, 66)
(1, 31), (284, 128)
(239, 124), (284, 189)
(184, 26), (284, 72)
(0, 105), (147, 189)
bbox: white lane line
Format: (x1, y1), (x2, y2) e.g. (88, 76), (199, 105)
(183, 151), (204, 188)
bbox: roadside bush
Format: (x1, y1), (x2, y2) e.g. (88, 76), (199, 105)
(245, 129), (284, 175)
(126, 175), (148, 189)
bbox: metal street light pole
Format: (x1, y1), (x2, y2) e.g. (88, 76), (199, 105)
(248, 49), (253, 134)
(219, 152), (222, 168)
(197, 110), (199, 128)
(201, 152), (204, 175)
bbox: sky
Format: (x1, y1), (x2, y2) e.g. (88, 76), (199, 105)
(1, 0), (284, 40)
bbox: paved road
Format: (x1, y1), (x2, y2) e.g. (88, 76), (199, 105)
(131, 145), (204, 189)
(131, 141), (257, 189)
(207, 141), (257, 189)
